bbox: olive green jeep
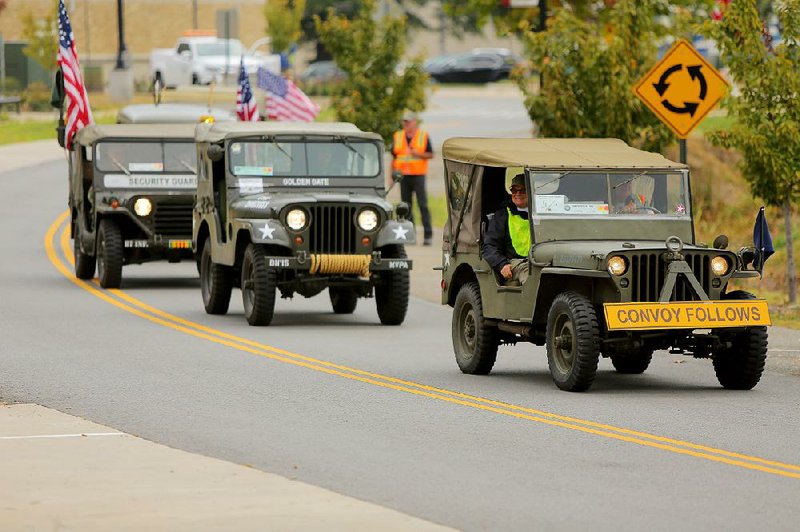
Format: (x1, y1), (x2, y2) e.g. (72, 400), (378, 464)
(67, 124), (201, 288)
(193, 121), (415, 326)
(440, 137), (771, 392)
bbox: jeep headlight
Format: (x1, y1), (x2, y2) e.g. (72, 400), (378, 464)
(711, 256), (730, 276)
(607, 255), (628, 276)
(286, 208), (307, 231)
(357, 208), (379, 232)
(134, 198), (152, 217)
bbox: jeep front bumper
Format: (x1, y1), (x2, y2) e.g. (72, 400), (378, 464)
(264, 253), (412, 275)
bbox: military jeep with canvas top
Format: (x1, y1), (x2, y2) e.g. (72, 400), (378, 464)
(68, 124), (200, 288)
(440, 137), (771, 392)
(193, 121), (415, 326)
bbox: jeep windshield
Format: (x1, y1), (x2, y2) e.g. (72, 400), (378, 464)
(229, 140), (381, 178)
(532, 171), (690, 217)
(95, 142), (197, 174)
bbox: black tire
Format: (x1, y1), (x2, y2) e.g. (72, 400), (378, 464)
(241, 244), (277, 326)
(452, 282), (498, 375)
(546, 291), (601, 392)
(73, 222), (96, 280)
(200, 236), (233, 315)
(330, 287), (358, 314)
(96, 219), (123, 288)
(712, 290), (768, 390)
(607, 346), (654, 374)
(376, 245), (410, 325)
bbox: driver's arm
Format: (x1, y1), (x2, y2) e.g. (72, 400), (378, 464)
(482, 208), (511, 273)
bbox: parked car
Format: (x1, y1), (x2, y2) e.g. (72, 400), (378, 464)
(440, 137), (771, 392)
(150, 34), (281, 88)
(298, 60), (347, 89)
(193, 121), (415, 326)
(425, 50), (518, 83)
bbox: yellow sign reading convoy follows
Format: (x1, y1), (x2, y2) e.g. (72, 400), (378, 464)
(604, 300), (771, 331)
(633, 39), (730, 138)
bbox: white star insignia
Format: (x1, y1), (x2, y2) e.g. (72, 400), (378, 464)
(392, 226), (409, 240)
(259, 223), (275, 239)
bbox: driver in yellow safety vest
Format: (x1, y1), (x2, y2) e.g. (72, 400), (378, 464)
(482, 173), (531, 286)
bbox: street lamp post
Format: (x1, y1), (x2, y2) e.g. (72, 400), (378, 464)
(115, 0), (128, 69)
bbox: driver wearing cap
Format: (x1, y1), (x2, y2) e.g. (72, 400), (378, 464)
(482, 173), (531, 286)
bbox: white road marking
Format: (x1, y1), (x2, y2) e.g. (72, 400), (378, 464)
(0, 432), (125, 440)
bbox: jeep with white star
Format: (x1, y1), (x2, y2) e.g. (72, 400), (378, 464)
(193, 121), (415, 326)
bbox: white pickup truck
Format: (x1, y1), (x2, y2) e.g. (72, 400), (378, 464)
(150, 36), (281, 88)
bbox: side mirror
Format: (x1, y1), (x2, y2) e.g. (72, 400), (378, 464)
(713, 234), (729, 250)
(206, 144), (224, 162)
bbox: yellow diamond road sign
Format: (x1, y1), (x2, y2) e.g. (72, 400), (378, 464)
(634, 39), (730, 138)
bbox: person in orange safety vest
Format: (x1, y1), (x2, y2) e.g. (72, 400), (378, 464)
(391, 110), (434, 245)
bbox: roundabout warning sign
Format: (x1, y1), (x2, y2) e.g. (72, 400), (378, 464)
(634, 39), (729, 138)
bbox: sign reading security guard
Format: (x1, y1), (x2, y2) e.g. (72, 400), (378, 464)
(633, 39), (729, 138)
(604, 300), (771, 331)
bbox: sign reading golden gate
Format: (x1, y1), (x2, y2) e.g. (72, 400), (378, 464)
(604, 300), (771, 331)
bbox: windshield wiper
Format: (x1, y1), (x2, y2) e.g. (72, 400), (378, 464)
(535, 171), (573, 191)
(612, 171), (649, 189)
(267, 137), (293, 161)
(111, 157), (130, 176)
(338, 136), (365, 160)
(179, 158), (196, 173)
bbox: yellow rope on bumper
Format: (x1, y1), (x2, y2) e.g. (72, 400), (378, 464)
(309, 254), (371, 277)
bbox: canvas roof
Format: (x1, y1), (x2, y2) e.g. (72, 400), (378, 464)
(75, 123), (198, 145)
(442, 138), (686, 170)
(195, 121), (382, 143)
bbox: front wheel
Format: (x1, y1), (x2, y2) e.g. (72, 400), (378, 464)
(241, 244), (276, 326)
(97, 219), (123, 288)
(73, 222), (96, 280)
(200, 237), (233, 315)
(330, 287), (358, 314)
(452, 282), (498, 375)
(712, 290), (768, 390)
(375, 245), (409, 325)
(546, 292), (600, 391)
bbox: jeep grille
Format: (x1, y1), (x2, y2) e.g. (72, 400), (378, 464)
(153, 202), (193, 238)
(630, 253), (710, 302)
(308, 205), (357, 254)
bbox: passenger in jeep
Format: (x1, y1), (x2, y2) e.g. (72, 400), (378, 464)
(482, 174), (531, 286)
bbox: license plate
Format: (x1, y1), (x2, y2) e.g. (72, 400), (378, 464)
(603, 300), (771, 330)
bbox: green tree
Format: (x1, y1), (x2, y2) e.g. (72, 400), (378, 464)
(701, 0), (799, 304)
(515, 0), (673, 151)
(314, 0), (428, 142)
(265, 0), (306, 55)
(21, 1), (59, 73)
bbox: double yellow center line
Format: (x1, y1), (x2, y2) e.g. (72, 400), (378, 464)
(45, 211), (800, 480)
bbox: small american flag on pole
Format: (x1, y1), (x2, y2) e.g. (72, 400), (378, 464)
(57, 0), (92, 149)
(236, 58), (258, 121)
(257, 67), (320, 122)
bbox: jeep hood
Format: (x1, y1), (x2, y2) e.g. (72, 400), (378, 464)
(532, 240), (713, 270)
(231, 192), (393, 218)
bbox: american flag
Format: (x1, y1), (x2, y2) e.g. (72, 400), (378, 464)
(236, 58), (258, 122)
(257, 67), (320, 122)
(57, 0), (92, 149)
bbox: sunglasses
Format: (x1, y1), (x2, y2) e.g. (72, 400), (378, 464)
(509, 187), (527, 194)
